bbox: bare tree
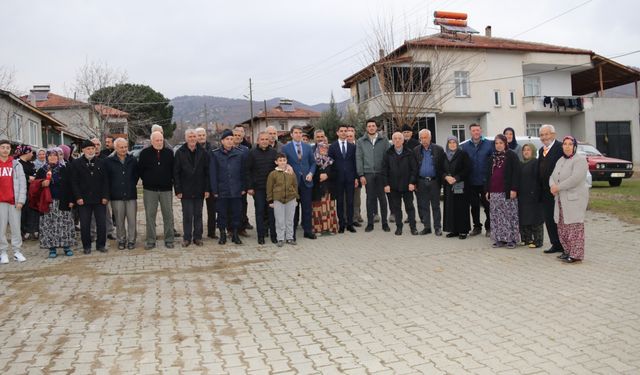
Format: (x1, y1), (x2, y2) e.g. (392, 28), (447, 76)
(0, 66), (19, 94)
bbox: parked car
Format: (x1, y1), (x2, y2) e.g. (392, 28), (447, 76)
(578, 142), (634, 186)
(128, 144), (145, 159)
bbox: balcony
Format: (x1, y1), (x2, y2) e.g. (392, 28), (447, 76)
(523, 96), (592, 116)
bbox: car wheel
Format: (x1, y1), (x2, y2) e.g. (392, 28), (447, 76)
(609, 178), (622, 187)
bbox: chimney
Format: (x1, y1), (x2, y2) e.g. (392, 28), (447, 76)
(485, 25), (492, 37)
(29, 84), (50, 104)
(379, 48), (386, 60)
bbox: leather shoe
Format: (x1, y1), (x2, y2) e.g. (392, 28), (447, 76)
(446, 232), (458, 238)
(458, 234), (468, 239)
(145, 243), (156, 250)
(394, 228), (402, 236)
(557, 253), (569, 260)
(365, 224), (374, 232)
(258, 237), (265, 245)
(347, 226), (357, 233)
(563, 257), (581, 263)
(544, 247), (563, 254)
(193, 239), (203, 246)
(470, 227), (482, 236)
(238, 230), (249, 238)
(218, 232), (227, 245)
(435, 229), (442, 236)
(338, 227), (345, 233)
(164, 243), (174, 249)
(410, 228), (419, 235)
(182, 240), (191, 247)
(352, 222), (362, 227)
(382, 223), (391, 232)
(420, 228), (432, 235)
(304, 232), (317, 240)
(207, 232), (218, 239)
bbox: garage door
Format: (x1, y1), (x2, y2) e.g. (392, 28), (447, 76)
(596, 121), (632, 161)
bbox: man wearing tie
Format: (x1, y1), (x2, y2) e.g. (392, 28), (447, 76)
(538, 124), (565, 254)
(328, 125), (358, 233)
(282, 125), (317, 240)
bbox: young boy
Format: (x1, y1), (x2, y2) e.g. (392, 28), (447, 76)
(0, 140), (27, 264)
(266, 153), (300, 247)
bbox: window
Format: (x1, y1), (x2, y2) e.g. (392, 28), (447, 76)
(526, 123), (542, 137)
(28, 120), (39, 145)
(370, 75), (381, 97)
(278, 120), (287, 131)
(454, 71), (470, 97)
(509, 90), (517, 107)
(451, 124), (466, 142)
(358, 80), (370, 102)
(385, 66), (431, 93)
(12, 114), (22, 142)
(524, 76), (541, 96)
(493, 90), (501, 107)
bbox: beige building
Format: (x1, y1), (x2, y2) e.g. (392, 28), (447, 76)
(241, 99), (320, 143)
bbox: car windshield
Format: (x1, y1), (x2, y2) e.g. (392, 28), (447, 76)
(577, 144), (602, 156)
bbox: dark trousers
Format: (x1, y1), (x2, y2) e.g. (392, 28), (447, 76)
(416, 178), (441, 230)
(334, 179), (354, 229)
(469, 184), (490, 230)
(253, 189), (276, 241)
(79, 203), (106, 250)
(389, 190), (416, 229)
(293, 183), (313, 235)
(205, 195), (216, 236)
(217, 197), (242, 231)
(364, 173), (387, 225)
(21, 201), (40, 235)
(542, 193), (563, 250)
(242, 195), (249, 230)
(181, 198), (204, 242)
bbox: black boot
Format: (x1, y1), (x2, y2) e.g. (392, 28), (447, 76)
(232, 230), (242, 245)
(218, 231), (227, 245)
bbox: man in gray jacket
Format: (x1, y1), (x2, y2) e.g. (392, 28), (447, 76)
(356, 119), (391, 232)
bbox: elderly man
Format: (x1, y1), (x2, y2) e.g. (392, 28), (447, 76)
(247, 131), (279, 244)
(90, 137), (115, 240)
(174, 129), (210, 247)
(211, 129), (247, 245)
(461, 123), (494, 237)
(356, 119), (390, 232)
(233, 124), (252, 149)
(282, 125), (317, 239)
(0, 140), (27, 264)
(401, 124), (420, 150)
(138, 131), (175, 249)
(382, 132), (418, 236)
(71, 139), (110, 253)
(105, 138), (139, 250)
(538, 124), (565, 254)
(328, 124), (358, 233)
(196, 127), (218, 239)
(413, 129), (444, 236)
(232, 127), (252, 236)
(266, 125), (283, 152)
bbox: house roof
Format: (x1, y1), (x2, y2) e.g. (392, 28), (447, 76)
(241, 106), (320, 125)
(571, 54), (640, 95)
(343, 33), (593, 87)
(94, 104), (129, 118)
(21, 92), (129, 118)
(1, 90), (67, 130)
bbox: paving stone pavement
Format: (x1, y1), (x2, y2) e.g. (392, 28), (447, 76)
(0, 194), (639, 374)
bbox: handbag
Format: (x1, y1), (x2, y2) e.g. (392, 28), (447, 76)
(453, 181), (465, 194)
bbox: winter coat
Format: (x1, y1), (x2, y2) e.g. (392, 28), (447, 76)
(538, 140), (564, 198)
(461, 138), (494, 186)
(35, 164), (72, 211)
(485, 149), (521, 200)
(173, 143), (210, 198)
(442, 149), (471, 234)
(70, 155), (109, 204)
(246, 146), (278, 191)
(551, 153), (589, 224)
(104, 154), (139, 201)
(518, 160), (544, 226)
(137, 146), (174, 192)
(312, 164), (332, 201)
(381, 146), (417, 192)
(356, 133), (390, 175)
(266, 169), (299, 204)
(210, 146), (248, 198)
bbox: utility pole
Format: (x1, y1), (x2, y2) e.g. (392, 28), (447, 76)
(263, 100), (268, 128)
(203, 103), (209, 129)
(249, 78), (254, 143)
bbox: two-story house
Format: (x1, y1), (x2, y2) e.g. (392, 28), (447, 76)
(343, 29), (640, 163)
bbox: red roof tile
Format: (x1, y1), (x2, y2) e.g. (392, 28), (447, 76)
(243, 106), (320, 124)
(21, 92), (128, 117)
(94, 104), (129, 117)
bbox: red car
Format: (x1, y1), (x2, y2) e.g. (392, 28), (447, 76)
(578, 143), (634, 186)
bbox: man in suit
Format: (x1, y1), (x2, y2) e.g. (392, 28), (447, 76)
(282, 125), (317, 240)
(328, 124), (358, 233)
(538, 124), (565, 254)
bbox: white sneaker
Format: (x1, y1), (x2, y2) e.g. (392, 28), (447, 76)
(13, 252), (26, 262)
(0, 252), (8, 264)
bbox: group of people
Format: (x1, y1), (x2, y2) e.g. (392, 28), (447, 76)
(0, 120), (589, 265)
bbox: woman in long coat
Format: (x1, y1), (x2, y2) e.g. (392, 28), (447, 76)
(550, 136), (589, 263)
(311, 142), (338, 235)
(442, 136), (471, 239)
(518, 143), (544, 248)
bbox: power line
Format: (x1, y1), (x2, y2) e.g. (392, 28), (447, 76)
(512, 0), (595, 38)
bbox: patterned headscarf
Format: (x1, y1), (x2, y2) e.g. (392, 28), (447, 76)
(51, 147), (65, 166)
(59, 144), (71, 161)
(446, 136), (459, 161)
(492, 134), (508, 169)
(503, 127), (518, 150)
(562, 136), (578, 159)
(314, 142), (333, 169)
(521, 143), (537, 164)
(13, 144), (33, 159)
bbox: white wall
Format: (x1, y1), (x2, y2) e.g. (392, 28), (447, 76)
(47, 107), (98, 138)
(0, 97), (43, 146)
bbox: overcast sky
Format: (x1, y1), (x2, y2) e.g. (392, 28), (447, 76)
(2, 0), (638, 104)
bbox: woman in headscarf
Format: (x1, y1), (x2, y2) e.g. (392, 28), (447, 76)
(503, 127), (523, 161)
(35, 149), (76, 258)
(14, 144), (40, 240)
(485, 134), (521, 248)
(34, 148), (47, 170)
(550, 136), (589, 263)
(59, 144), (72, 164)
(311, 142), (338, 235)
(518, 143), (544, 248)
(442, 136), (471, 239)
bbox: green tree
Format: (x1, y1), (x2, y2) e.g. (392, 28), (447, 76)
(344, 102), (368, 138)
(90, 83), (176, 140)
(316, 93), (342, 142)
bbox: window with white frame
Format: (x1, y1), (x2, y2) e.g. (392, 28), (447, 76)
(279, 120), (287, 131)
(370, 75), (381, 97)
(28, 120), (39, 146)
(493, 90), (501, 107)
(509, 90), (516, 107)
(526, 123), (542, 137)
(454, 71), (470, 97)
(524, 76), (541, 96)
(12, 114), (22, 142)
(451, 124), (466, 142)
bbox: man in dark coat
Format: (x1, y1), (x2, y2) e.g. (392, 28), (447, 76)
(104, 138), (139, 250)
(246, 131), (279, 244)
(70, 139), (110, 253)
(538, 124), (565, 254)
(328, 124), (358, 233)
(174, 129), (210, 247)
(196, 127), (218, 239)
(413, 129), (445, 236)
(382, 132), (418, 236)
(210, 129), (248, 245)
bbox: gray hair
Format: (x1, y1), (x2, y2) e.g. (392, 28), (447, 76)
(150, 131), (163, 141)
(151, 124), (163, 134)
(195, 127), (206, 134)
(418, 129), (431, 137)
(540, 124), (556, 134)
(113, 137), (128, 147)
(185, 129), (196, 137)
(265, 125), (277, 132)
(314, 129), (325, 136)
